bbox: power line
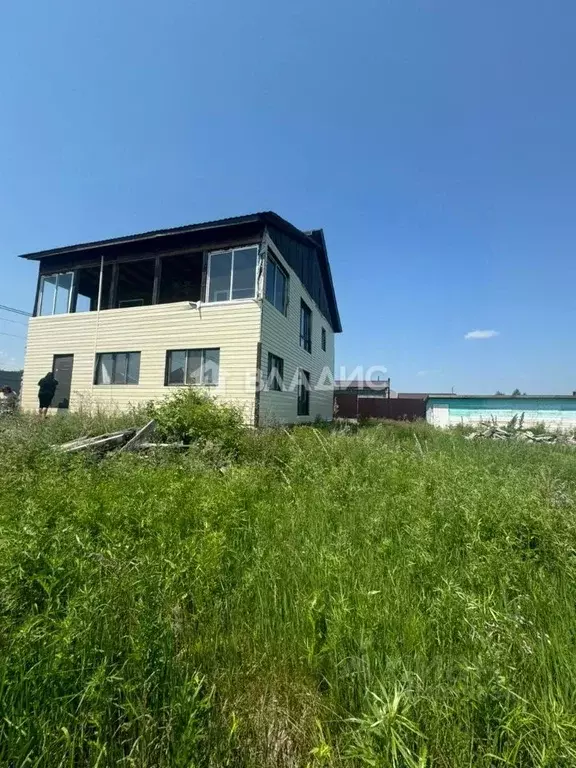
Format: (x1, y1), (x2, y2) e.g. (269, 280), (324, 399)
(0, 316), (28, 327)
(0, 331), (26, 340)
(0, 303), (31, 317)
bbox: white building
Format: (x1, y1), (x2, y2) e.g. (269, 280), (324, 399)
(19, 212), (341, 425)
(426, 395), (576, 430)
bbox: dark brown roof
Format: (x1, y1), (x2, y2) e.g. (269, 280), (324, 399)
(335, 379), (390, 390)
(397, 392), (453, 399)
(18, 212), (276, 260)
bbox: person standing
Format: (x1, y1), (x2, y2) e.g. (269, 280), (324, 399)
(37, 372), (58, 416)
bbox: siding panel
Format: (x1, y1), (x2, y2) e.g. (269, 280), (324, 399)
(259, 235), (335, 425)
(426, 397), (576, 430)
(22, 301), (261, 421)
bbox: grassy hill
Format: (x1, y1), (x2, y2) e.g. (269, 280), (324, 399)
(1, 408), (576, 766)
(0, 368), (23, 392)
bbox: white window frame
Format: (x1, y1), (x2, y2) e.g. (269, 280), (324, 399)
(37, 271), (75, 316)
(205, 245), (259, 304)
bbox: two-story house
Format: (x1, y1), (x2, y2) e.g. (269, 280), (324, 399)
(18, 212), (341, 425)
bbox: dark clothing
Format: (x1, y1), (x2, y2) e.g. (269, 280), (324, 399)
(38, 375), (58, 408)
(38, 393), (54, 409)
(38, 376), (58, 396)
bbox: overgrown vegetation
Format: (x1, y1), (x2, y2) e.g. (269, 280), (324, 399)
(148, 388), (247, 456)
(2, 399), (576, 766)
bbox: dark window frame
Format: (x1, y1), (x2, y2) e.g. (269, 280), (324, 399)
(267, 353), (284, 391)
(265, 255), (289, 315)
(94, 352), (141, 385)
(113, 258), (156, 309)
(165, 348), (220, 386)
(300, 300), (312, 353)
(321, 327), (327, 352)
(158, 252), (203, 305)
(73, 263), (114, 313)
(297, 369), (310, 416)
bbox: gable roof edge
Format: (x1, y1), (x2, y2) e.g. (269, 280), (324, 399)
(261, 213), (342, 333)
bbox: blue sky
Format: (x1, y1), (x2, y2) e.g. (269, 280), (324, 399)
(1, 0), (575, 393)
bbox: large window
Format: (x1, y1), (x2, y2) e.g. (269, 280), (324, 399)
(38, 262), (156, 315)
(300, 300), (312, 353)
(265, 256), (288, 314)
(297, 369), (310, 416)
(206, 247), (258, 303)
(165, 348), (220, 386)
(75, 264), (113, 312)
(267, 353), (284, 391)
(94, 352), (141, 385)
(159, 253), (202, 304)
(115, 260), (155, 308)
(37, 272), (74, 316)
(36, 245), (257, 316)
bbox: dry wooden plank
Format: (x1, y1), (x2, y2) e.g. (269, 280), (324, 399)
(119, 420), (157, 453)
(134, 442), (186, 450)
(53, 435), (91, 450)
(57, 430), (135, 453)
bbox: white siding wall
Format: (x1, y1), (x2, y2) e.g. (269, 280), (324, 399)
(426, 403), (450, 427)
(258, 234), (335, 425)
(21, 301), (261, 421)
(426, 399), (576, 430)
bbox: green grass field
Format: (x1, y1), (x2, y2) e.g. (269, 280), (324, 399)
(2, 409), (576, 767)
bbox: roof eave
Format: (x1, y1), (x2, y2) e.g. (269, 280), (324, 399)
(261, 214), (342, 333)
(312, 227), (342, 333)
(17, 213), (264, 261)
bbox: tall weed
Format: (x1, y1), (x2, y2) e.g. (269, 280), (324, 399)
(1, 417), (576, 765)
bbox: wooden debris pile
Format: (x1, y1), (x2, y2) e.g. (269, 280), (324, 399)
(465, 414), (576, 446)
(53, 420), (184, 455)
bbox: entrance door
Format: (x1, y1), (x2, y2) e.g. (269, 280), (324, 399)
(52, 355), (74, 409)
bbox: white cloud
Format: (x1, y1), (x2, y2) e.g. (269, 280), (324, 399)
(417, 369), (440, 377)
(464, 329), (499, 340)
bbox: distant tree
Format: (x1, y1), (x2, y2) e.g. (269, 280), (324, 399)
(495, 390), (505, 395)
(511, 388), (526, 397)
